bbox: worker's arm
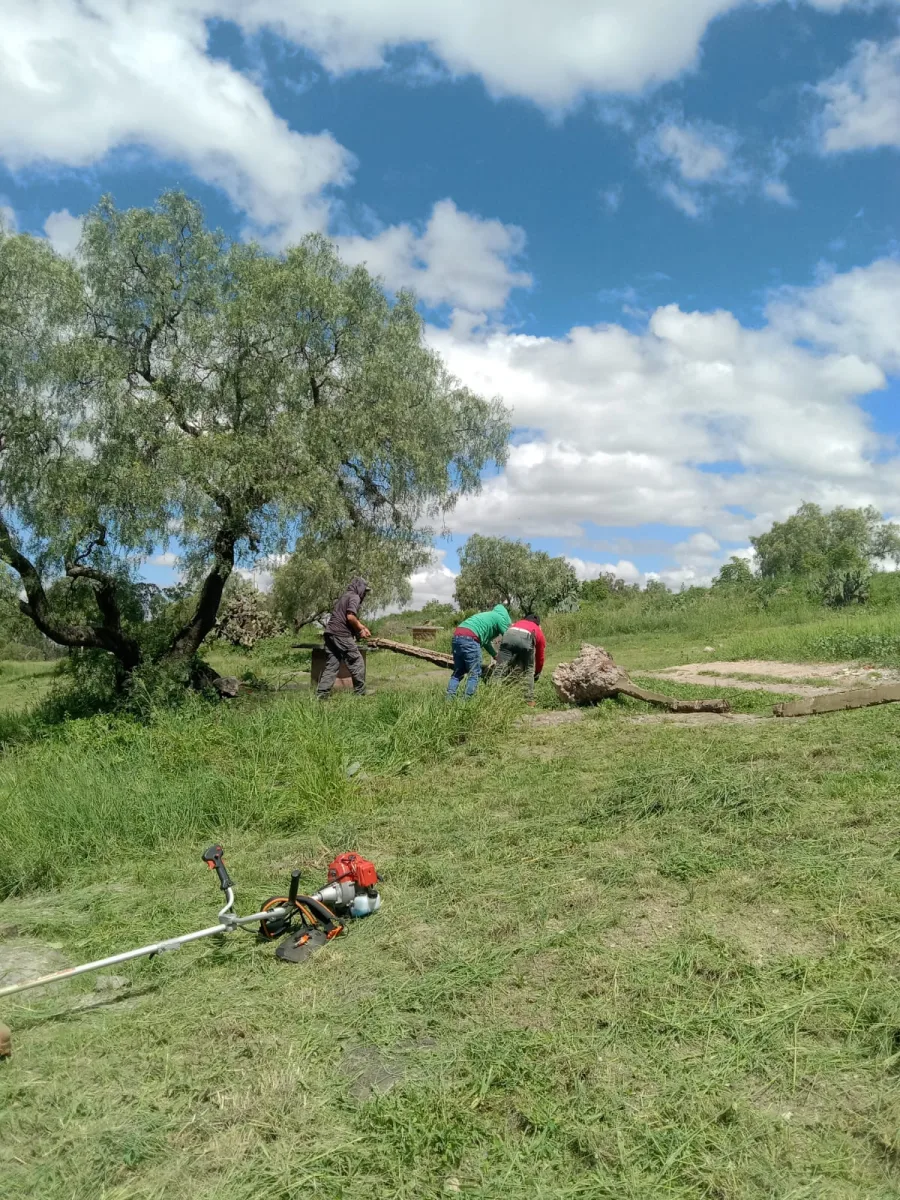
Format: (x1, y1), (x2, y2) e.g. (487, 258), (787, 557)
(347, 612), (371, 639)
(534, 628), (546, 677)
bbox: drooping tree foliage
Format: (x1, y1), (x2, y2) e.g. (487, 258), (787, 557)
(0, 192), (509, 686)
(454, 534), (578, 616)
(272, 527), (425, 630)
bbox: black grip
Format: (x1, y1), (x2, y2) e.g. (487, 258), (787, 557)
(202, 844), (233, 893)
(288, 869), (301, 905)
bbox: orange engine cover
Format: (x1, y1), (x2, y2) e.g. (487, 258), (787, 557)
(326, 852), (379, 890)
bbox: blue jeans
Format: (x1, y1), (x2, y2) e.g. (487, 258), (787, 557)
(447, 635), (483, 698)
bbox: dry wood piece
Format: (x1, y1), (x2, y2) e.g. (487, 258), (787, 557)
(552, 644), (730, 713)
(292, 637), (455, 669)
(773, 683), (900, 718)
(366, 637), (454, 669)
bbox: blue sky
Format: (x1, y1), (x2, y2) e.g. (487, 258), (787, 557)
(3, 1), (899, 603)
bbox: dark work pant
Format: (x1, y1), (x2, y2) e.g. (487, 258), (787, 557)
(494, 627), (536, 700)
(316, 634), (366, 698)
(447, 634), (483, 699)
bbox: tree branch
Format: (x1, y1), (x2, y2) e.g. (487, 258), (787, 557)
(0, 516), (141, 668)
(162, 526), (236, 662)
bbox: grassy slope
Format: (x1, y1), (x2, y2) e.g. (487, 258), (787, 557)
(1, 615), (900, 1197)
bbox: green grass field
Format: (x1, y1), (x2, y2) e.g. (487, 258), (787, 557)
(2, 609), (900, 1198)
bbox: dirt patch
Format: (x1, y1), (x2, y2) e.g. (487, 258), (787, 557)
(338, 1038), (437, 1102)
(629, 712), (768, 727)
(519, 709), (584, 728)
(645, 660), (900, 696)
(0, 940), (69, 994)
(340, 1045), (408, 1102)
(605, 891), (684, 950)
(702, 908), (822, 964)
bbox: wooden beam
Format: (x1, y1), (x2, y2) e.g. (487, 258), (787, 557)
(773, 683), (900, 718)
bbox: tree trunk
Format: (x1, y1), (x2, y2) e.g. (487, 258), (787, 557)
(159, 528), (235, 665)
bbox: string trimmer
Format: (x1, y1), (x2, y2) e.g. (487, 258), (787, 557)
(0, 846), (382, 1021)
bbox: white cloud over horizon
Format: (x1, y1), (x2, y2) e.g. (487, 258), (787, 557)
(429, 253), (900, 553)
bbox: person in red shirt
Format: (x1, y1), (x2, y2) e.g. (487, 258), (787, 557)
(493, 613), (546, 705)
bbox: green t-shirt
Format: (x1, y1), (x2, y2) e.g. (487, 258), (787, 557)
(459, 605), (511, 658)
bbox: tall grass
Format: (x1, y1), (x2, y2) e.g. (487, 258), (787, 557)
(0, 688), (516, 898)
(547, 590), (900, 665)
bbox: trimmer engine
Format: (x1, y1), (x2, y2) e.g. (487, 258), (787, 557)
(258, 852), (382, 962)
(317, 852), (382, 917)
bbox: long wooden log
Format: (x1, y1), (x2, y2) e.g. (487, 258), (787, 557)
(774, 683), (900, 718)
(366, 637), (454, 668)
(291, 637), (455, 669)
(617, 681), (730, 714)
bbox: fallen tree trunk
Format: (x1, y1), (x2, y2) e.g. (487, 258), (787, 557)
(553, 644), (730, 713)
(366, 637), (454, 669)
(774, 683), (900, 718)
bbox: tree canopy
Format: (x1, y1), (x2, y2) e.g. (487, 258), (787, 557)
(454, 535), (578, 616)
(0, 192), (509, 686)
(579, 573), (642, 603)
(751, 503), (900, 581)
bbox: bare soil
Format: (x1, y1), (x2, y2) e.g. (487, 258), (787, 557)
(643, 659), (900, 695)
(520, 710), (584, 728)
(629, 712), (769, 726)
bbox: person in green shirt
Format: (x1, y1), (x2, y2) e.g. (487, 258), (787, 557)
(446, 604), (511, 699)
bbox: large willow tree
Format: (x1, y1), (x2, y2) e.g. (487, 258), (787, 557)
(0, 193), (509, 684)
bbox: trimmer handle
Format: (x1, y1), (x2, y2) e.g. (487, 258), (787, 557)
(202, 844), (233, 893)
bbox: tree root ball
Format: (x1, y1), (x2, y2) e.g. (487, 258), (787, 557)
(552, 644), (628, 705)
(552, 644), (730, 714)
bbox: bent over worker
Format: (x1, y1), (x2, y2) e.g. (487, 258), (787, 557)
(494, 613), (546, 705)
(316, 577), (371, 700)
(446, 604), (511, 699)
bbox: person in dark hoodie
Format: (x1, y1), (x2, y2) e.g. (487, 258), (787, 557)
(316, 577), (371, 700)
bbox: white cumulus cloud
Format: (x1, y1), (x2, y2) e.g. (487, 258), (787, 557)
(338, 199), (531, 312)
(0, 0), (354, 244)
(429, 254), (900, 547)
(240, 0), (874, 109)
(819, 37), (900, 153)
(43, 209), (83, 257)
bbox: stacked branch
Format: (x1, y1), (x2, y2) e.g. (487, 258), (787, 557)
(553, 644), (730, 714)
